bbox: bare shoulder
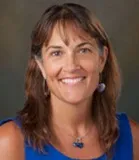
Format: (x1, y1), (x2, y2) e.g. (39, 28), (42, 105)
(0, 121), (24, 160)
(129, 118), (139, 160)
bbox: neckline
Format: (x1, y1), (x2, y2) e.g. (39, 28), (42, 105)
(47, 143), (106, 160)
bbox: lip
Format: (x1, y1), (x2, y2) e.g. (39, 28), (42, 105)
(59, 76), (86, 85)
(59, 76), (86, 80)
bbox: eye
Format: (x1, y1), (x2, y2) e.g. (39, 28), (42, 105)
(51, 50), (62, 56)
(79, 48), (91, 54)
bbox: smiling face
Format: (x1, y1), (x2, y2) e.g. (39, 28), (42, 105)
(36, 23), (108, 105)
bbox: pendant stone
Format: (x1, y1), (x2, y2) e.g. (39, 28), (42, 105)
(73, 137), (84, 149)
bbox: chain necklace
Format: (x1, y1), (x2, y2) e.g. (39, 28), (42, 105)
(53, 123), (92, 149)
(71, 129), (91, 149)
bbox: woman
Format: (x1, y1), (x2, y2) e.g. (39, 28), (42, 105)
(0, 3), (138, 160)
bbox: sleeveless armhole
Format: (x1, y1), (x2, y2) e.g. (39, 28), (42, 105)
(0, 117), (15, 126)
(0, 117), (21, 128)
(0, 113), (133, 160)
(115, 112), (133, 160)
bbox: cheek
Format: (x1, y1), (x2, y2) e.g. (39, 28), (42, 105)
(82, 57), (99, 74)
(82, 58), (100, 88)
(43, 60), (61, 79)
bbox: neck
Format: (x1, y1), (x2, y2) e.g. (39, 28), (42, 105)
(50, 94), (94, 136)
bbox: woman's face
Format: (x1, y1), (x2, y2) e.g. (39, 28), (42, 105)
(36, 24), (108, 105)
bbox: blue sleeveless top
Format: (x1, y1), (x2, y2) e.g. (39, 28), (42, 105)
(0, 113), (133, 160)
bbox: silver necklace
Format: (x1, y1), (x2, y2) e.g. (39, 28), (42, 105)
(69, 129), (90, 149)
(54, 123), (91, 149)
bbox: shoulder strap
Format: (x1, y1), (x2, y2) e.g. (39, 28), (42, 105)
(0, 117), (14, 125)
(0, 116), (21, 128)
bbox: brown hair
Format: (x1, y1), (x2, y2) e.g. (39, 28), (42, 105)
(18, 3), (121, 157)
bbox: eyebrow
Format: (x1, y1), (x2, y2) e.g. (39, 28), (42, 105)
(76, 42), (94, 48)
(45, 42), (95, 52)
(45, 46), (62, 52)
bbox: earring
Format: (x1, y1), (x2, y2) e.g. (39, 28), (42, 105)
(43, 78), (50, 97)
(97, 74), (106, 93)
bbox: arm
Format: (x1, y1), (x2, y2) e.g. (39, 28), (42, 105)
(129, 119), (139, 160)
(0, 121), (24, 160)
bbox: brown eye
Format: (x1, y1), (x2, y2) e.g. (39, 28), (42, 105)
(79, 48), (91, 54)
(51, 50), (62, 56)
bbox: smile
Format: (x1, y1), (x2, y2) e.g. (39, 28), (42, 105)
(60, 77), (85, 85)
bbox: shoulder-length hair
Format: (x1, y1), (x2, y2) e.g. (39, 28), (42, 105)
(18, 3), (121, 157)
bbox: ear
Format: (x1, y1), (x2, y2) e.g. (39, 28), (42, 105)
(99, 46), (108, 73)
(35, 56), (46, 79)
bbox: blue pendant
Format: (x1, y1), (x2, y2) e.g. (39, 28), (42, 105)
(73, 141), (84, 148)
(73, 137), (84, 149)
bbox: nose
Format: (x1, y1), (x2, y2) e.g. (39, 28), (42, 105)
(63, 54), (80, 73)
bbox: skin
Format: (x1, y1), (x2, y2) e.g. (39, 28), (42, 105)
(0, 120), (138, 159)
(0, 24), (138, 159)
(35, 24), (108, 158)
(36, 24), (108, 133)
(0, 121), (24, 160)
(130, 120), (139, 160)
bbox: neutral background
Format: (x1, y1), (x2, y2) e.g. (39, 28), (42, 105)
(0, 0), (139, 121)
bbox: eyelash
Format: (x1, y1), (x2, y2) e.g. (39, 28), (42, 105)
(79, 48), (92, 54)
(50, 47), (92, 57)
(50, 50), (62, 56)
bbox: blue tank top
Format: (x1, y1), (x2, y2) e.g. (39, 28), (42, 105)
(0, 113), (133, 160)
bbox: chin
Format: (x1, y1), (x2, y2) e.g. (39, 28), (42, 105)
(62, 96), (88, 105)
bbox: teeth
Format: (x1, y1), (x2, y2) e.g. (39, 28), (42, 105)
(61, 77), (84, 84)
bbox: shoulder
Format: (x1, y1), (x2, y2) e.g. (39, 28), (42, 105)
(0, 121), (24, 160)
(129, 118), (139, 160)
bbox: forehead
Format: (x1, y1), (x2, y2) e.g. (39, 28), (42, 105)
(45, 20), (96, 46)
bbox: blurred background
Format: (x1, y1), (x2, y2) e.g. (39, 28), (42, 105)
(0, 0), (139, 121)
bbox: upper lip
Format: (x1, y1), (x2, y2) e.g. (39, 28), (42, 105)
(59, 76), (86, 80)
